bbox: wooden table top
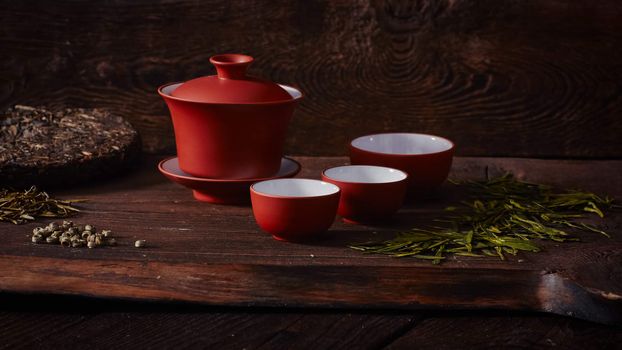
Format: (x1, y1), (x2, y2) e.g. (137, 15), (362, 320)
(1, 293), (621, 349)
(1, 156), (622, 348)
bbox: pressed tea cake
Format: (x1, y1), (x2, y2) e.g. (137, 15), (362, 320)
(0, 105), (141, 188)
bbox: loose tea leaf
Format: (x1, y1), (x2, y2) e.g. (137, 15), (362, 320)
(31, 220), (116, 248)
(350, 174), (617, 264)
(0, 105), (141, 188)
(0, 186), (82, 224)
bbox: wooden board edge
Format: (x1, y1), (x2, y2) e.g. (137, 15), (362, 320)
(1, 256), (620, 325)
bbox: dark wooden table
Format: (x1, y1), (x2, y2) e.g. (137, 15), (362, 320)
(1, 156), (622, 349)
(2, 294), (622, 349)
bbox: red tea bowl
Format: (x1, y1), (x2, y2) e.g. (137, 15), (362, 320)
(321, 165), (408, 223)
(250, 179), (340, 242)
(158, 54), (303, 179)
(349, 133), (454, 194)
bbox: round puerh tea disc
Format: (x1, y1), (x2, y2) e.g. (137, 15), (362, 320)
(0, 105), (141, 188)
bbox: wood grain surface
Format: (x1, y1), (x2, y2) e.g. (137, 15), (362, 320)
(385, 312), (622, 349)
(0, 156), (621, 325)
(1, 0), (621, 157)
(1, 295), (622, 349)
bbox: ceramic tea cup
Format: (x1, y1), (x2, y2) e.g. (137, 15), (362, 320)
(250, 179), (340, 242)
(321, 165), (408, 223)
(349, 133), (454, 194)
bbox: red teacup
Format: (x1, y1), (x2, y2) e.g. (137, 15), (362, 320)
(250, 179), (340, 242)
(322, 165), (408, 223)
(349, 133), (454, 194)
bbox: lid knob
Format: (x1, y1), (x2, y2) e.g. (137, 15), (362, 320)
(167, 53), (296, 103)
(210, 54), (253, 80)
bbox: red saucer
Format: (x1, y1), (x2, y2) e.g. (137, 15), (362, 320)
(158, 157), (301, 204)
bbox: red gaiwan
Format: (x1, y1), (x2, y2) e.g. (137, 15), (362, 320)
(158, 54), (303, 179)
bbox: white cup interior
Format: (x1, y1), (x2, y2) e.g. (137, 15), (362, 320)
(324, 165), (407, 184)
(161, 83), (182, 96)
(351, 133), (453, 155)
(253, 179), (339, 197)
(279, 84), (302, 100)
(161, 83), (301, 100)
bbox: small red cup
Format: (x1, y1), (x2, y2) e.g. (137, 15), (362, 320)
(349, 133), (454, 194)
(322, 165), (408, 223)
(250, 179), (340, 242)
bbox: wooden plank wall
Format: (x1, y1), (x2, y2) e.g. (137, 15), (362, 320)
(1, 0), (620, 157)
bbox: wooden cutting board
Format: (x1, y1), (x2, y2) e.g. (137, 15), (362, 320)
(1, 157), (621, 325)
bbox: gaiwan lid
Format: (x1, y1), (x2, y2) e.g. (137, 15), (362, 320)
(170, 54), (293, 104)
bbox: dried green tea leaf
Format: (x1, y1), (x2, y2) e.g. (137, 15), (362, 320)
(0, 186), (82, 224)
(350, 173), (616, 264)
